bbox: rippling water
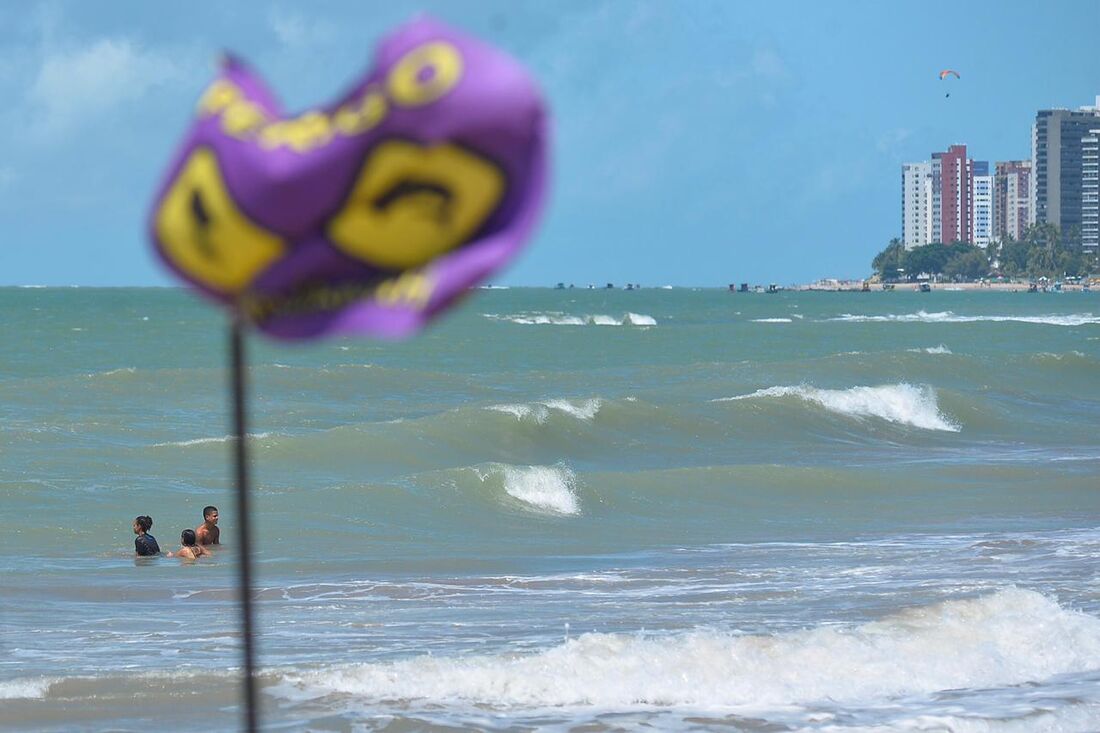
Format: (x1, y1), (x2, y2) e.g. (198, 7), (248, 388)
(2, 287), (1099, 731)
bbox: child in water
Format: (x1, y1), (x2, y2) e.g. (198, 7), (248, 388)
(169, 528), (211, 560)
(133, 515), (160, 556)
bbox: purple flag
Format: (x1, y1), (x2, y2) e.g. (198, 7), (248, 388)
(148, 17), (548, 340)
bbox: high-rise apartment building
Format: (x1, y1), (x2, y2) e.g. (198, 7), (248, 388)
(932, 144), (972, 244)
(901, 162), (932, 248)
(1032, 99), (1100, 242)
(994, 161), (1032, 242)
(1083, 125), (1099, 251)
(972, 161), (993, 246)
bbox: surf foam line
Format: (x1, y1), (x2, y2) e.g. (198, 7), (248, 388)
(714, 383), (960, 432)
(833, 310), (1100, 327)
(487, 398), (603, 424)
(272, 589), (1100, 709)
(473, 463), (580, 515)
(150, 432), (274, 448)
(483, 312), (657, 326)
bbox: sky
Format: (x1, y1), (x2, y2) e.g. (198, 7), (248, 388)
(0, 0), (1097, 287)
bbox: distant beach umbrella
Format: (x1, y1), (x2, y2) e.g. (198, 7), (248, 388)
(146, 17), (548, 731)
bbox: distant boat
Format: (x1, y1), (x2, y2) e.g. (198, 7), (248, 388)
(919, 283), (931, 292)
(766, 284), (779, 294)
(882, 283), (895, 291)
(555, 282), (565, 290)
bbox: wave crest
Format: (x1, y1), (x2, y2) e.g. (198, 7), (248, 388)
(487, 399), (603, 424)
(484, 312), (657, 326)
(474, 463), (580, 515)
(715, 383), (960, 432)
(273, 589), (1100, 708)
(835, 311), (1100, 327)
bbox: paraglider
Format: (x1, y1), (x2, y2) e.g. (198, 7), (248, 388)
(939, 69), (960, 97)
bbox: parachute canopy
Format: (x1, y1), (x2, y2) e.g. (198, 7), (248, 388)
(938, 69), (960, 80)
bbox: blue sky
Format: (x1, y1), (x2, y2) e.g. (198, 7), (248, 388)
(0, 0), (1097, 286)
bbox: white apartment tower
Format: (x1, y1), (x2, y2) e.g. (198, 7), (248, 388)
(995, 161), (1032, 241)
(902, 161), (932, 249)
(1083, 125), (1099, 251)
(972, 162), (993, 247)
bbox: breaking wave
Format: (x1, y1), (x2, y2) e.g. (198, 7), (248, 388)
(272, 589), (1100, 709)
(714, 383), (960, 432)
(833, 310), (1100, 326)
(487, 399), (603, 424)
(473, 463), (580, 515)
(483, 312), (657, 326)
(150, 432), (273, 448)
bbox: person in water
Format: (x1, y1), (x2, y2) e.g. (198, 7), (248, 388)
(195, 505), (220, 546)
(133, 515), (160, 556)
(169, 528), (210, 560)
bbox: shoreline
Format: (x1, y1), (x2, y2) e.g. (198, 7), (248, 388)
(795, 281), (1095, 293)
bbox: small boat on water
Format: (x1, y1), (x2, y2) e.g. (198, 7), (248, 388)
(919, 283), (931, 293)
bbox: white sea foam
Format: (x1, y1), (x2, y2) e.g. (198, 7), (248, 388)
(715, 383), (960, 432)
(476, 464), (580, 515)
(752, 317), (793, 323)
(834, 310), (1100, 327)
(273, 589), (1100, 709)
(86, 367), (137, 378)
(487, 399), (603, 424)
(484, 312), (657, 327)
(151, 432), (272, 447)
(0, 677), (54, 699)
(907, 345), (953, 354)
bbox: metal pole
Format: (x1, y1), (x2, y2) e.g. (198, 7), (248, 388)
(231, 318), (260, 732)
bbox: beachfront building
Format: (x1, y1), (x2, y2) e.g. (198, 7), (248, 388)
(1083, 125), (1099, 251)
(901, 162), (933, 248)
(932, 144), (972, 244)
(972, 161), (993, 247)
(994, 161), (1032, 242)
(1031, 98), (1100, 244)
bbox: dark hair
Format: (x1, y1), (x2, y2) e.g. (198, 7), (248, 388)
(203, 506), (218, 519)
(135, 516), (153, 532)
(181, 529), (197, 546)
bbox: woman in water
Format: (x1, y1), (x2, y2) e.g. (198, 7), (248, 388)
(169, 528), (210, 560)
(133, 515), (160, 556)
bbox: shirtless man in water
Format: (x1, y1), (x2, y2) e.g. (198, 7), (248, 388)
(195, 505), (220, 546)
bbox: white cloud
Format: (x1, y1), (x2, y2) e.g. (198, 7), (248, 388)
(27, 37), (181, 138)
(268, 9), (337, 48)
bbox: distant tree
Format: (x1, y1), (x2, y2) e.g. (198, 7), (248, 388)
(944, 248), (990, 280)
(872, 238), (906, 281)
(998, 236), (1030, 277)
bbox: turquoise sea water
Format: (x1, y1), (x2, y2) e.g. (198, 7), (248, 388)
(2, 287), (1099, 731)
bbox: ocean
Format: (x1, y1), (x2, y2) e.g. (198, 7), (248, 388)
(2, 286), (1099, 732)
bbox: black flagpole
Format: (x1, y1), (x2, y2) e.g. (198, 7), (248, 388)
(230, 317), (260, 732)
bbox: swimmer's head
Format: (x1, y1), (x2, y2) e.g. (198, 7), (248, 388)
(181, 529), (197, 546)
(134, 516), (153, 534)
(203, 506), (219, 524)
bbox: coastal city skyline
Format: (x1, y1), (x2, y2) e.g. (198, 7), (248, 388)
(901, 95), (1100, 253)
(1, 1), (1098, 286)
